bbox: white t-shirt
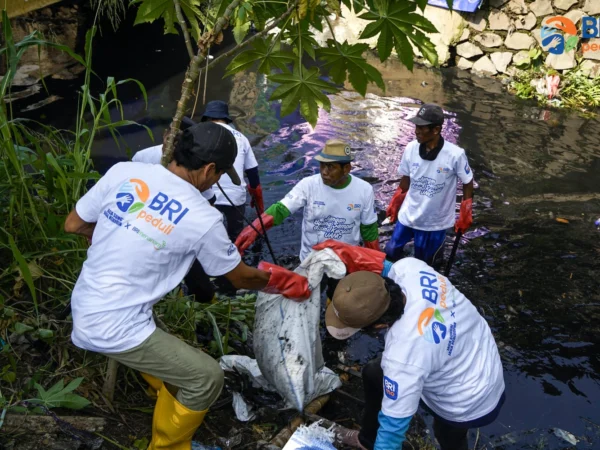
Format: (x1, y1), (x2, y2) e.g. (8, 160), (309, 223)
(71, 162), (241, 353)
(381, 258), (504, 422)
(280, 174), (378, 261)
(212, 122), (258, 207)
(397, 140), (473, 231)
(132, 145), (215, 201)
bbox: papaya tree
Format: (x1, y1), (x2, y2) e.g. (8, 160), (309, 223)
(128, 0), (452, 164)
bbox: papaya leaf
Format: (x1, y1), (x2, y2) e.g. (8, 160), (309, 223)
(269, 65), (339, 127)
(317, 40), (384, 96)
(225, 36), (295, 77)
(233, 19), (250, 45)
(341, 0), (367, 13)
(286, 21), (319, 60)
(358, 1), (439, 67)
(132, 0), (204, 41)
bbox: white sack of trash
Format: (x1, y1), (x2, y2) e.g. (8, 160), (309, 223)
(220, 248), (344, 416)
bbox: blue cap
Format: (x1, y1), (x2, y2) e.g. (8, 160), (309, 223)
(201, 100), (232, 123)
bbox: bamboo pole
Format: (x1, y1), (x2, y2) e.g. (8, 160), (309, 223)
(161, 0), (243, 166)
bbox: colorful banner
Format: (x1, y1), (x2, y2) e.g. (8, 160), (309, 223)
(427, 0), (483, 13)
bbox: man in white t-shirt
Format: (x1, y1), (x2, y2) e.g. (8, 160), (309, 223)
(64, 122), (310, 449)
(235, 139), (379, 262)
(312, 240), (505, 450)
(385, 104), (474, 265)
(200, 101), (264, 240)
(132, 117), (218, 303)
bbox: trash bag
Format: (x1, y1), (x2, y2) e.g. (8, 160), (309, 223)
(253, 249), (345, 411)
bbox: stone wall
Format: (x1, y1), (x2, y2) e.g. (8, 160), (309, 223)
(314, 1), (600, 80)
(3, 2), (83, 87)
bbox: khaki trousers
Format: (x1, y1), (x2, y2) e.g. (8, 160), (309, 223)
(101, 328), (224, 411)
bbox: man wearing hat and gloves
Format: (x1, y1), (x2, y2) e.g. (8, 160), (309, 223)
(64, 122), (310, 450)
(235, 139), (379, 262)
(312, 240), (505, 450)
(200, 100), (264, 240)
(385, 104), (474, 265)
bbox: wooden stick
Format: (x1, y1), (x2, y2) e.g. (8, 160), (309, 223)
(102, 358), (119, 403)
(3, 415), (105, 434)
(336, 389), (365, 405)
(173, 0), (194, 60)
(337, 364), (362, 378)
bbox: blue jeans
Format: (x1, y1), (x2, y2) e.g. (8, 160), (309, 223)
(385, 222), (446, 265)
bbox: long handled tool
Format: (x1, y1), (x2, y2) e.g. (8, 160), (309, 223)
(216, 182), (278, 265)
(444, 231), (462, 277)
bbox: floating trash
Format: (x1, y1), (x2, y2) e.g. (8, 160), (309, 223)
(552, 428), (578, 446)
(282, 422), (336, 450)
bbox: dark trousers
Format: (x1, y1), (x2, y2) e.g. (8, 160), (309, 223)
(215, 204), (246, 241)
(359, 358), (504, 450)
(184, 260), (215, 302)
(213, 204), (245, 295)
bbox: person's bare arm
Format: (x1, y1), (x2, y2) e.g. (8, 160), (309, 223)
(462, 180), (474, 200)
(64, 209), (96, 239)
(224, 261), (270, 290)
(399, 176), (410, 192)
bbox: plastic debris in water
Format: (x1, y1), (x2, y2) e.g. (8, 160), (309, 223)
(552, 428), (578, 446)
(595, 218), (600, 228)
(556, 218), (569, 224)
(191, 444), (221, 450)
(460, 227), (490, 244)
(282, 422), (336, 450)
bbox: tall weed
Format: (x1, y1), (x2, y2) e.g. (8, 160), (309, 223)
(0, 9), (150, 414)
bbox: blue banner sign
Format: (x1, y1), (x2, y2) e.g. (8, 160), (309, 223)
(427, 0), (483, 13)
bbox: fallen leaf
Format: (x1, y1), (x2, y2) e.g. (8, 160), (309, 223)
(556, 218), (569, 224)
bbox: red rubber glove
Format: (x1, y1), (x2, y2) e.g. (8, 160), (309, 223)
(248, 185), (264, 215)
(235, 213), (274, 254)
(386, 187), (407, 224)
(258, 261), (311, 301)
(364, 240), (380, 251)
(312, 239), (386, 274)
(455, 198), (473, 233)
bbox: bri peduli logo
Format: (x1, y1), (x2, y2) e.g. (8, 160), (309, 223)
(541, 15), (600, 55)
(541, 16), (578, 55)
(418, 307), (447, 344)
(347, 203), (361, 211)
(115, 179), (190, 235)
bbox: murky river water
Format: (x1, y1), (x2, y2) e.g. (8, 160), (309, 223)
(19, 13), (600, 449)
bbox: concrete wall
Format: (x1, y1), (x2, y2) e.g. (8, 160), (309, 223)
(314, 1), (600, 79)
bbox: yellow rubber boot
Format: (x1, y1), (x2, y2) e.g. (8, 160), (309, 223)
(141, 373), (163, 400)
(148, 386), (207, 450)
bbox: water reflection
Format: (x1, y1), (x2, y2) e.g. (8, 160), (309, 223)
(230, 61), (600, 449)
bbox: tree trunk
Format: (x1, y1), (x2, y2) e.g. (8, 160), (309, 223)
(161, 0), (244, 167)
